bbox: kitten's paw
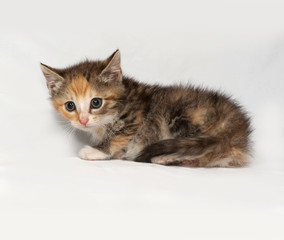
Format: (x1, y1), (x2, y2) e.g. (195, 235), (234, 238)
(79, 145), (109, 161)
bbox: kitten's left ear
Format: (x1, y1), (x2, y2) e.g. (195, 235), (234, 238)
(100, 50), (122, 82)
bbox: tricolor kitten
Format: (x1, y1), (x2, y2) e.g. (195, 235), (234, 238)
(41, 50), (251, 167)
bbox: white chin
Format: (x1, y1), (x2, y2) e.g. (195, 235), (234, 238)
(71, 123), (92, 132)
(79, 126), (94, 132)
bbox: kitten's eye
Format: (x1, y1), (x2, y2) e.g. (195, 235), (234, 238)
(65, 101), (76, 111)
(91, 98), (102, 109)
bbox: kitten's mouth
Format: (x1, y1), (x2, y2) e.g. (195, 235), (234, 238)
(81, 125), (91, 129)
(72, 124), (92, 131)
(72, 122), (97, 131)
(79, 124), (96, 131)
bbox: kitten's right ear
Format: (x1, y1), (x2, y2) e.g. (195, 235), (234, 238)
(40, 63), (65, 95)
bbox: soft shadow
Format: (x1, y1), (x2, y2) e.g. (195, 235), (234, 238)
(52, 111), (90, 154)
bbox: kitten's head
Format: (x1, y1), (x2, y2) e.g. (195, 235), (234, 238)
(40, 50), (124, 132)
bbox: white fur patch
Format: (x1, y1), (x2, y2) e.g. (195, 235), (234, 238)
(151, 154), (180, 165)
(123, 142), (143, 160)
(207, 158), (231, 167)
(50, 81), (63, 93)
(79, 145), (110, 161)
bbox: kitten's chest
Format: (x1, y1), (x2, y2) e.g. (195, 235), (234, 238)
(90, 126), (107, 145)
(108, 120), (139, 155)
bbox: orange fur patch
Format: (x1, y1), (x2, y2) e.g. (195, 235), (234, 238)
(191, 108), (207, 125)
(51, 76), (94, 122)
(68, 77), (92, 99)
(109, 136), (132, 155)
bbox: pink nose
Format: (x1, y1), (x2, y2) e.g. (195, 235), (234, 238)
(79, 118), (89, 126)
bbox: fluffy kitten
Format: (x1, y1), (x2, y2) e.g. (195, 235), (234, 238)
(40, 50), (251, 167)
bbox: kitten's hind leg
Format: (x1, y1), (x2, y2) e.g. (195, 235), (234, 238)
(134, 138), (213, 164)
(134, 138), (248, 167)
(79, 145), (110, 161)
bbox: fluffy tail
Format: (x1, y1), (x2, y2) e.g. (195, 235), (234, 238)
(134, 137), (248, 167)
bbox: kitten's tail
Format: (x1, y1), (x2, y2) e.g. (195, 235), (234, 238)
(134, 137), (249, 167)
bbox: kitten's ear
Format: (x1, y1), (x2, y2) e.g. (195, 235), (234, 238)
(40, 63), (65, 95)
(100, 50), (122, 82)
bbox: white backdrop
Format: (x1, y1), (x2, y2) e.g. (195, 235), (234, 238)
(1, 0), (284, 239)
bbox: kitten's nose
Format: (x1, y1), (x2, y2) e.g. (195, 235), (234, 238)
(79, 118), (89, 126)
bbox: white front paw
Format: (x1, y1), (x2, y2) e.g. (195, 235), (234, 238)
(79, 145), (109, 161)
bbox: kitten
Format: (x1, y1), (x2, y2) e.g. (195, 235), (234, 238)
(40, 50), (251, 167)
